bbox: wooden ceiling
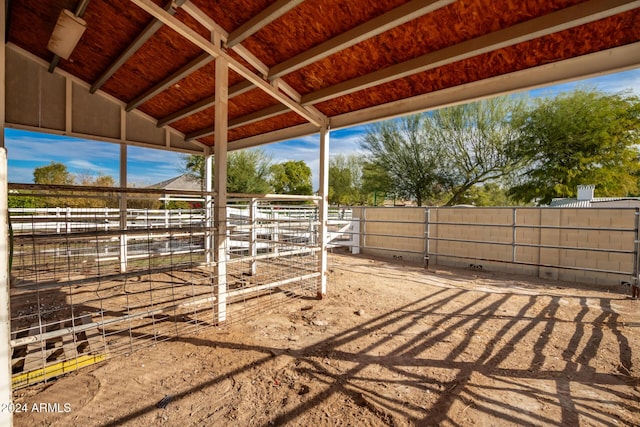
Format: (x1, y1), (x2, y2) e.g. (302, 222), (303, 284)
(6, 0), (640, 150)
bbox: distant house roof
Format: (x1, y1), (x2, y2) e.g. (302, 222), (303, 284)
(148, 174), (202, 192)
(548, 184), (640, 208)
(549, 197), (640, 208)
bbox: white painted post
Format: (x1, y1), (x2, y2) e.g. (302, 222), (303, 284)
(351, 219), (360, 255)
(0, 1), (13, 419)
(273, 210), (280, 256)
(214, 53), (228, 323)
(204, 147), (213, 266)
(318, 125), (330, 298)
(56, 206), (61, 234)
(250, 198), (257, 276)
(119, 144), (128, 273)
(0, 150), (12, 427)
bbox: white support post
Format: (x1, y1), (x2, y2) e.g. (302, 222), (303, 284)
(213, 54), (229, 323)
(250, 198), (257, 276)
(204, 147), (213, 265)
(0, 150), (11, 427)
(351, 219), (360, 255)
(318, 125), (330, 298)
(0, 0), (13, 421)
(119, 144), (128, 273)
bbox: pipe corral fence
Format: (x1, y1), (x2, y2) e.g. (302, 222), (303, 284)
(7, 185), (640, 390)
(8, 184), (349, 389)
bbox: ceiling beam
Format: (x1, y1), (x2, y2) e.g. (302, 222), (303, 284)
(181, 1), (268, 76)
(223, 42), (640, 150)
(90, 0), (187, 94)
(170, 0), (452, 128)
(226, 0), (304, 48)
(156, 80), (254, 127)
(48, 0), (92, 73)
(184, 103), (289, 141)
(269, 0), (455, 80)
(126, 52), (213, 112)
(131, 0), (325, 127)
(301, 0), (640, 106)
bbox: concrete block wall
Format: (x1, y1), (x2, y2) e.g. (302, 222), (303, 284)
(351, 206), (638, 287)
(356, 207), (426, 264)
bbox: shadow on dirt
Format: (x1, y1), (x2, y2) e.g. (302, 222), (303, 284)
(100, 283), (638, 427)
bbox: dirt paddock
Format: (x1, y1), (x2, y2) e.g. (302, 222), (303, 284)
(13, 253), (640, 426)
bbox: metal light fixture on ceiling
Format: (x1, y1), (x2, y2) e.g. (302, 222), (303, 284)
(47, 9), (87, 60)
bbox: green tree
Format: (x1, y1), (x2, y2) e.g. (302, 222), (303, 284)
(360, 115), (445, 206)
(182, 149), (272, 194)
(425, 97), (526, 206)
(33, 162), (75, 207)
(360, 162), (393, 206)
(329, 154), (366, 205)
(270, 160), (312, 196)
(461, 183), (523, 206)
(227, 150), (271, 194)
(8, 193), (38, 208)
(508, 89), (640, 204)
(33, 162), (74, 185)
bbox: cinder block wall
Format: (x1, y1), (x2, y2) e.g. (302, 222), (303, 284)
(353, 206), (638, 287)
(352, 207), (426, 265)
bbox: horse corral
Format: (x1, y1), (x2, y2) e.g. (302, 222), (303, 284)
(12, 253), (640, 426)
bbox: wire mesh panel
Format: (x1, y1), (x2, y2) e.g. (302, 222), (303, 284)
(8, 186), (320, 389)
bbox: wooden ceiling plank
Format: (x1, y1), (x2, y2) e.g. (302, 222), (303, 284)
(185, 126), (214, 141)
(328, 42), (640, 132)
(185, 104), (288, 141)
(156, 80), (254, 128)
(301, 0), (640, 105)
(126, 52), (213, 112)
(131, 0), (325, 126)
(226, 0), (305, 48)
(269, 0), (455, 80)
(228, 104), (288, 129)
(158, 95), (215, 128)
(222, 42), (640, 150)
(90, 0), (187, 94)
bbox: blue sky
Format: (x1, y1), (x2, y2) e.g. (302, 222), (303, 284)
(5, 67), (640, 189)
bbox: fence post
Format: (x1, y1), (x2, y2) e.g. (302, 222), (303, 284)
(634, 208), (640, 298)
(512, 208), (517, 263)
(250, 198), (257, 276)
(424, 208), (430, 269)
(119, 145), (128, 273)
(351, 218), (360, 255)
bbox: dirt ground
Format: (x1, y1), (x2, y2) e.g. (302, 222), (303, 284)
(12, 253), (640, 426)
